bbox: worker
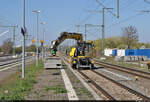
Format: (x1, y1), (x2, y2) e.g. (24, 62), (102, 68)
(77, 46), (84, 56)
(66, 49), (68, 55)
(80, 51), (83, 55)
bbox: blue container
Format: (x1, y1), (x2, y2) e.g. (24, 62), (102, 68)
(136, 49), (150, 58)
(112, 49), (117, 56)
(125, 49), (150, 58)
(125, 49), (135, 56)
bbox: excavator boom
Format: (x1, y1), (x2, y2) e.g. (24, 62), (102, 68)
(51, 32), (83, 50)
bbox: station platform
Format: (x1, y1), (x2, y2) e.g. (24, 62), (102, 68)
(44, 56), (62, 69)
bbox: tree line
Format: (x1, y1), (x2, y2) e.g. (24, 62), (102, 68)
(93, 25), (150, 50)
(0, 39), (38, 55)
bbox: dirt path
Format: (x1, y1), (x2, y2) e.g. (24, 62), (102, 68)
(25, 69), (68, 100)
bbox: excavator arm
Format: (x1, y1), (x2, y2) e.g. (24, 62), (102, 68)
(51, 32), (83, 50)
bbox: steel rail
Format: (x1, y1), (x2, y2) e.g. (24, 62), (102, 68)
(61, 55), (115, 100)
(61, 54), (150, 100)
(0, 56), (32, 66)
(78, 70), (116, 100)
(94, 60), (150, 80)
(91, 70), (150, 100)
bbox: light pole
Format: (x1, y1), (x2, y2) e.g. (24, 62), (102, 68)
(41, 22), (46, 62)
(32, 10), (41, 66)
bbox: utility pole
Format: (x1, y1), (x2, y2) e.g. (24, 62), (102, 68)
(95, 0), (119, 57)
(75, 24), (85, 39)
(0, 25), (17, 55)
(13, 26), (16, 56)
(75, 24), (100, 41)
(101, 8), (113, 56)
(117, 0), (120, 18)
(85, 24), (87, 41)
(32, 10), (41, 66)
(76, 25), (80, 32)
(21, 0), (26, 78)
(101, 8), (105, 56)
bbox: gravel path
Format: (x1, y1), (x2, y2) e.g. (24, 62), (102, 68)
(25, 69), (68, 100)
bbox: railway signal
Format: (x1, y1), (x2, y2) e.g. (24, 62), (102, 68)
(32, 39), (35, 43)
(40, 40), (44, 61)
(40, 40), (43, 44)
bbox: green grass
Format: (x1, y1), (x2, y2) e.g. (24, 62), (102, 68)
(44, 85), (67, 94)
(0, 60), (44, 100)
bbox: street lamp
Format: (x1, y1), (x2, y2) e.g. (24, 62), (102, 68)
(32, 10), (41, 66)
(41, 22), (46, 62)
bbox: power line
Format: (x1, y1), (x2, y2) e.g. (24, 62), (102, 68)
(144, 0), (150, 4)
(95, 0), (117, 18)
(78, 5), (100, 24)
(107, 13), (144, 29)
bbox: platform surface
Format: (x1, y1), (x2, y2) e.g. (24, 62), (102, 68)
(44, 57), (62, 69)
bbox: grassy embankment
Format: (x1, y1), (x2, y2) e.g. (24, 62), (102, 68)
(0, 60), (44, 100)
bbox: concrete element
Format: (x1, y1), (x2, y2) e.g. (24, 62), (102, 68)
(62, 57), (102, 100)
(44, 57), (62, 69)
(114, 56), (123, 61)
(61, 69), (78, 100)
(124, 56), (148, 62)
(143, 56), (147, 61)
(131, 56), (135, 61)
(99, 68), (132, 81)
(104, 49), (113, 56)
(134, 56), (138, 61)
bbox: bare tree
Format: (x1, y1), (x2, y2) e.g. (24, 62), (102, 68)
(1, 38), (13, 54)
(122, 26), (138, 49)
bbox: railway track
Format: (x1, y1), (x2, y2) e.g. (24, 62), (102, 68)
(0, 56), (33, 71)
(91, 70), (150, 100)
(61, 55), (115, 100)
(94, 59), (150, 80)
(61, 54), (150, 100)
(61, 53), (150, 79)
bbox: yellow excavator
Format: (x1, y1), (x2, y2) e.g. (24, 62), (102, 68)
(69, 41), (94, 69)
(50, 32), (94, 69)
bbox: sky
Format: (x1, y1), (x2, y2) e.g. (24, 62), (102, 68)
(0, 0), (150, 47)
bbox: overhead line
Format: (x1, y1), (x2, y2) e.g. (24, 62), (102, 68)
(107, 13), (144, 29)
(95, 0), (116, 17)
(144, 0), (150, 4)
